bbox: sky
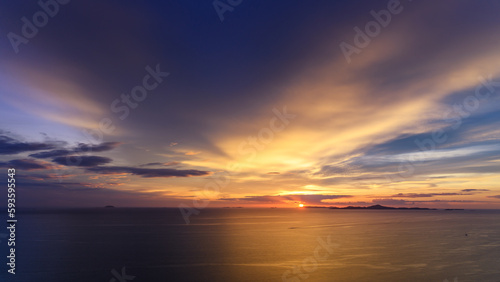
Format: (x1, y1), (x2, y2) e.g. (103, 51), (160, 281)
(0, 0), (500, 208)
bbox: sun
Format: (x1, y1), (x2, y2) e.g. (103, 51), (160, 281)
(298, 204), (304, 208)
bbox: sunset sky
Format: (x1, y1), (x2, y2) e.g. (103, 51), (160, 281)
(1, 0), (500, 208)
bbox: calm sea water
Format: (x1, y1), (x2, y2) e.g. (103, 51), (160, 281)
(1, 208), (499, 282)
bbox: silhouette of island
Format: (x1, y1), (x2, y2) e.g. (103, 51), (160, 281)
(326, 204), (438, 210)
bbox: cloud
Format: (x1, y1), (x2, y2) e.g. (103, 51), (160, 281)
(87, 166), (210, 178)
(0, 135), (55, 155)
(52, 156), (112, 167)
(20, 172), (73, 180)
(220, 194), (353, 205)
(30, 149), (71, 159)
(0, 159), (50, 170)
(462, 189), (490, 192)
(140, 162), (181, 167)
(487, 195), (500, 199)
(76, 142), (121, 152)
(30, 142), (121, 159)
(140, 162), (164, 167)
(391, 193), (461, 198)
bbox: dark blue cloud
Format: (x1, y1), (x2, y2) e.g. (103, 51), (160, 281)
(0, 135), (55, 155)
(140, 162), (181, 167)
(0, 159), (49, 170)
(87, 166), (210, 178)
(52, 156), (112, 167)
(75, 142), (121, 153)
(30, 142), (121, 159)
(30, 149), (71, 159)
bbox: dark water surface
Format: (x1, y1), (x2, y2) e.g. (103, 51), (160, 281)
(1, 208), (499, 281)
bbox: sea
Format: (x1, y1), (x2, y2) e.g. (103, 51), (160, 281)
(0, 208), (499, 282)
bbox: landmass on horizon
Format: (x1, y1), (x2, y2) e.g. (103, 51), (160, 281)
(305, 204), (465, 210)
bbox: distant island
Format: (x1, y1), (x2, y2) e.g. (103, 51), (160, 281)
(328, 204), (437, 210)
(104, 205), (115, 208)
(310, 204), (464, 210)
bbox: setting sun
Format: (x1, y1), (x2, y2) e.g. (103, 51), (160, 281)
(298, 204), (304, 208)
